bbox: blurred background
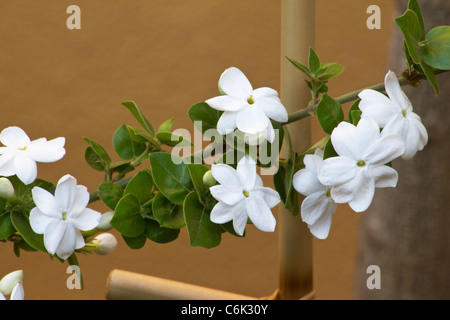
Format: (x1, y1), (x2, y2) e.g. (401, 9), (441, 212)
(1, 0), (445, 300)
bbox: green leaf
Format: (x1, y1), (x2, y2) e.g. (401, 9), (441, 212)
(186, 163), (210, 201)
(273, 166), (287, 204)
(308, 48), (321, 74)
(98, 182), (124, 210)
(419, 60), (439, 94)
(158, 118), (174, 133)
(421, 26), (450, 70)
(122, 101), (156, 135)
(156, 131), (192, 147)
(127, 126), (160, 148)
(152, 192), (185, 229)
(10, 211), (47, 253)
(348, 99), (361, 125)
(395, 9), (422, 64)
(316, 94), (344, 135)
(149, 152), (193, 205)
(408, 0), (425, 40)
(83, 137), (111, 167)
(144, 219), (180, 243)
(84, 146), (108, 171)
(122, 234), (146, 249)
(183, 192), (221, 248)
(124, 169), (154, 205)
(323, 137), (338, 159)
(113, 124), (146, 160)
(285, 56), (312, 78)
(111, 193), (146, 237)
(0, 211), (14, 240)
(317, 63), (345, 81)
(187, 102), (220, 136)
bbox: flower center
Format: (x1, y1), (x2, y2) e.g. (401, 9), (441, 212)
(62, 211), (68, 221)
(357, 160), (366, 167)
(247, 95), (255, 105)
(243, 190), (250, 197)
(402, 109), (407, 117)
(326, 189), (331, 198)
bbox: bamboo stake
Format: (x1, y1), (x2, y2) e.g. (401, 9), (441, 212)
(275, 0), (315, 300)
(106, 269), (256, 300)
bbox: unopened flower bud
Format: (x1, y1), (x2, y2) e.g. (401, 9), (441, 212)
(97, 211), (114, 231)
(0, 270), (23, 295)
(93, 233), (117, 255)
(0, 177), (14, 199)
(202, 170), (216, 187)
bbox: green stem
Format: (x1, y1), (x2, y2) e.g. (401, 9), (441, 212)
(286, 76), (410, 124)
(285, 68), (450, 125)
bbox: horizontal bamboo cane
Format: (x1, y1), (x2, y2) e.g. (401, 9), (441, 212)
(106, 269), (257, 300)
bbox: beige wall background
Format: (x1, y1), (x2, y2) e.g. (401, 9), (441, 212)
(0, 0), (395, 299)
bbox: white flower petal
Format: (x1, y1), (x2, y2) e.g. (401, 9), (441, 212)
(385, 70), (412, 112)
(43, 220), (66, 255)
(330, 169), (365, 204)
(355, 117), (383, 155)
(75, 229), (85, 250)
(29, 207), (58, 234)
(330, 122), (360, 160)
(206, 95), (248, 112)
(69, 185), (90, 216)
(232, 211), (248, 236)
(69, 208), (101, 231)
(10, 282), (24, 300)
(317, 156), (357, 187)
(31, 187), (60, 218)
(0, 126), (30, 148)
(358, 89), (398, 127)
(236, 106), (269, 134)
(13, 153), (37, 185)
(301, 192), (332, 226)
(347, 173), (375, 212)
(210, 201), (243, 224)
(245, 196), (276, 233)
(293, 168), (324, 196)
(218, 67), (253, 99)
(256, 96), (288, 123)
(364, 134), (405, 165)
(211, 163), (243, 190)
(369, 165), (399, 188)
(308, 200), (337, 240)
(236, 155), (257, 191)
(26, 138), (66, 163)
(55, 225), (77, 260)
(216, 111), (238, 135)
(0, 151), (18, 177)
(252, 187), (281, 209)
(252, 87), (279, 99)
(210, 185), (244, 206)
(55, 175), (78, 211)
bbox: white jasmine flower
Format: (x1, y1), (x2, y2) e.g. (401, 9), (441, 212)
(0, 126), (66, 185)
(206, 67), (288, 142)
(209, 155), (280, 236)
(29, 174), (101, 260)
(358, 70), (428, 160)
(317, 117), (405, 213)
(293, 149), (337, 239)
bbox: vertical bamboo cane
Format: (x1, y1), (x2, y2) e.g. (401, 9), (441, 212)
(277, 0), (315, 300)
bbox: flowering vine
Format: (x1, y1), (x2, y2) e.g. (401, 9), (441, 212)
(0, 0), (449, 292)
